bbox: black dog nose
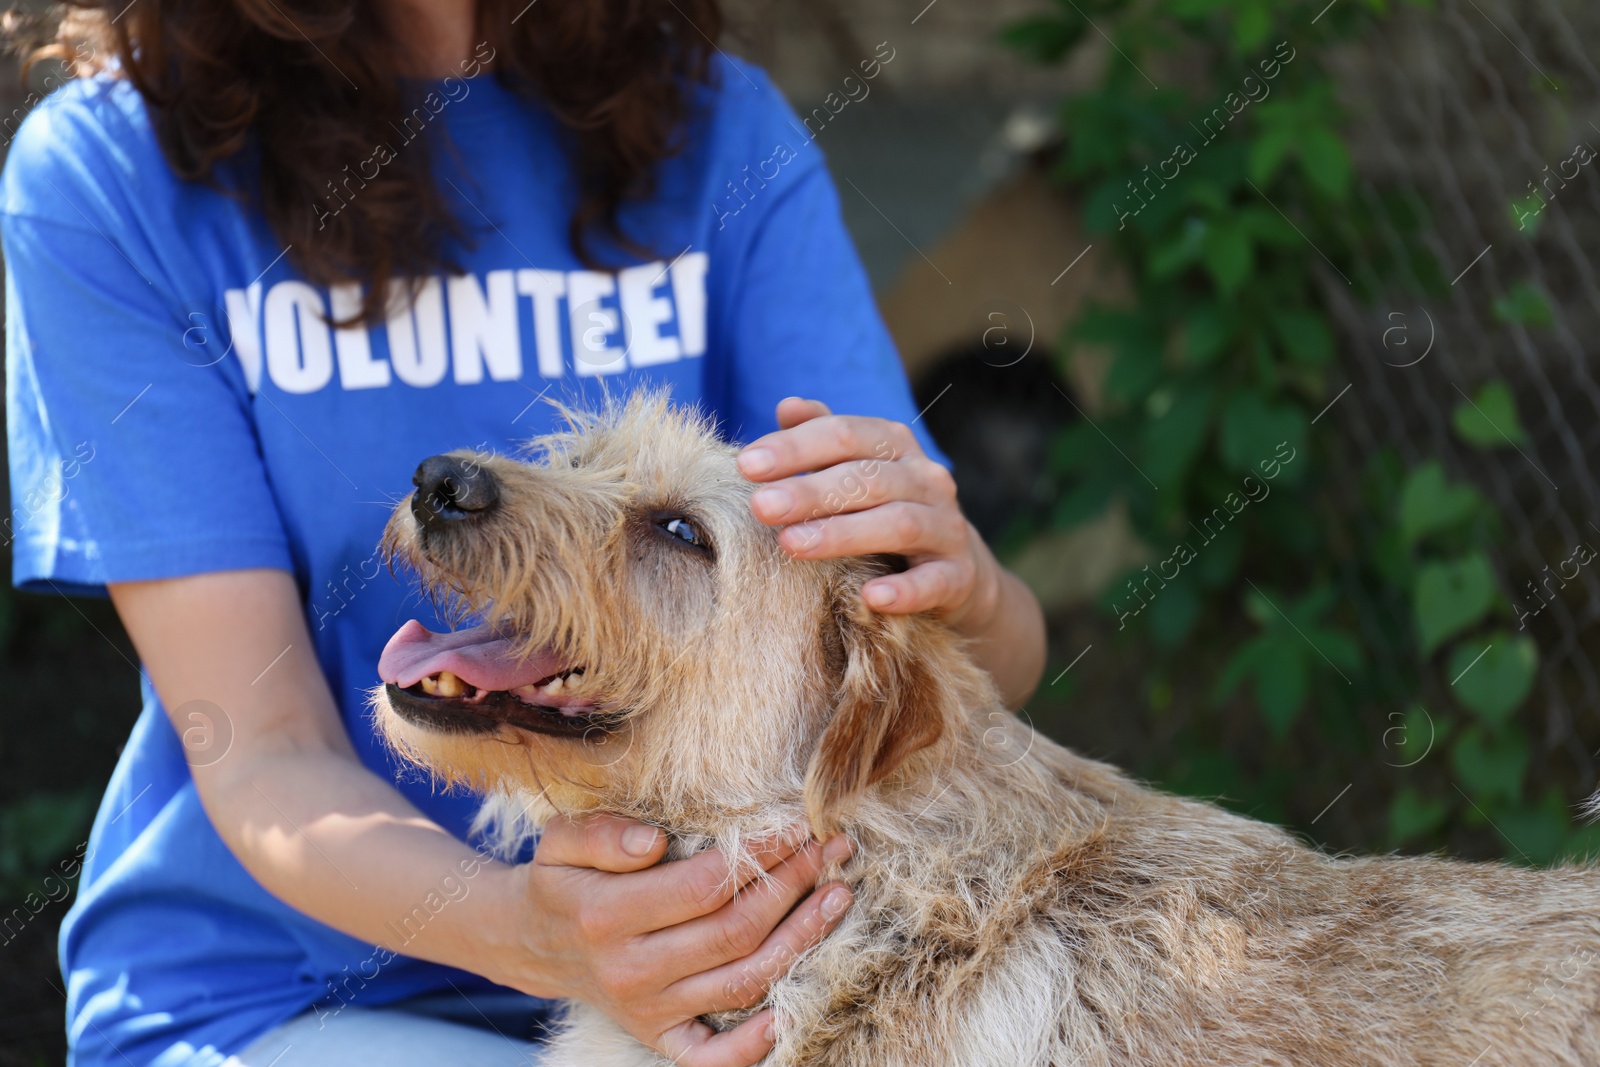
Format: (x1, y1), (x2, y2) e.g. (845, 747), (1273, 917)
(411, 454), (498, 529)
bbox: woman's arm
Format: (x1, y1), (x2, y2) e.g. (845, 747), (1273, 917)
(109, 568), (853, 1067)
(738, 397), (1048, 709)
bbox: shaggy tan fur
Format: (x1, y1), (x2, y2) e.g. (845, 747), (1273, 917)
(374, 393), (1600, 1067)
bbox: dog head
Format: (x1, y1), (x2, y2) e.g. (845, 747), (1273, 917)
(373, 392), (986, 834)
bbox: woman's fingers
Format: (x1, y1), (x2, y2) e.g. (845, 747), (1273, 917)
(749, 454), (955, 528)
(774, 395), (831, 429)
(738, 414), (920, 483)
(657, 1009), (778, 1067)
(669, 878), (855, 1014)
(534, 813), (668, 873)
(861, 558), (975, 615)
(645, 835), (851, 980)
(776, 500), (968, 562)
(608, 827), (818, 934)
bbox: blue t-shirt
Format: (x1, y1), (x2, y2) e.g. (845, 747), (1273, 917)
(3, 58), (945, 1067)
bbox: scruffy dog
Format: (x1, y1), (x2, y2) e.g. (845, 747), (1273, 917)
(372, 394), (1600, 1067)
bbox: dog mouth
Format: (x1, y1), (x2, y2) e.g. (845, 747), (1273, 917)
(378, 620), (623, 739)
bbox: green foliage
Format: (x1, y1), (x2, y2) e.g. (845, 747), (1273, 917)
(1451, 380), (1528, 446)
(1010, 0), (1563, 861)
(1389, 786), (1449, 847)
(1213, 583), (1359, 737)
(1448, 634), (1537, 724)
(1414, 553), (1495, 656)
(1399, 462), (1483, 545)
(0, 790), (93, 901)
(1510, 193), (1545, 237)
(1492, 281), (1554, 329)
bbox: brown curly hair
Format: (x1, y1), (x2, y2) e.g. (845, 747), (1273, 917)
(22, 0), (722, 321)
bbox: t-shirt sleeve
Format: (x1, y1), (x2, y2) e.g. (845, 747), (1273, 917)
(4, 211), (294, 596)
(711, 72), (949, 467)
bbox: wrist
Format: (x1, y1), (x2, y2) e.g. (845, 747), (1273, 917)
(471, 859), (561, 998)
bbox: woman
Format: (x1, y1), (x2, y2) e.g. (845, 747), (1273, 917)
(3, 2), (1047, 1065)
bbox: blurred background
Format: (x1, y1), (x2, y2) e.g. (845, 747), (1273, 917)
(5, 0), (1600, 1061)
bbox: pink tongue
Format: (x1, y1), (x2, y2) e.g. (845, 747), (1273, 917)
(379, 620), (563, 692)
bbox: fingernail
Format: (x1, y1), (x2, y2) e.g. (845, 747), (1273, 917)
(821, 835), (854, 865)
(863, 583), (898, 608)
(751, 486), (793, 520)
(739, 447), (776, 477)
(622, 824), (659, 856)
(821, 886), (852, 920)
(764, 1020), (776, 1043)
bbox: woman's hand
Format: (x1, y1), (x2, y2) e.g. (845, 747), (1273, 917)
(737, 397), (994, 627)
(737, 397), (1047, 708)
(500, 813), (854, 1067)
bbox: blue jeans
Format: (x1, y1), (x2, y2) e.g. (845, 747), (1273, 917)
(222, 990), (559, 1066)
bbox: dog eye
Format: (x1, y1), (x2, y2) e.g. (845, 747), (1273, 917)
(658, 516), (709, 550)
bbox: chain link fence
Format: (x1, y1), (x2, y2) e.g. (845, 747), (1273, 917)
(1323, 0), (1600, 791)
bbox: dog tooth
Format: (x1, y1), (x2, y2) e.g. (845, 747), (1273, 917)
(436, 671), (467, 698)
(419, 674), (440, 695)
(545, 674), (565, 693)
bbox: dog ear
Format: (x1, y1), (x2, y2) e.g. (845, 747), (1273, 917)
(804, 584), (954, 832)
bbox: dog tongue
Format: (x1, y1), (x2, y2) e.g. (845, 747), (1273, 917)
(379, 620), (563, 692)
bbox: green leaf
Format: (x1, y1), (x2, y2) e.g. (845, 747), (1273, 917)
(1494, 791), (1572, 865)
(1509, 192), (1545, 237)
(1104, 335), (1164, 404)
(1306, 624), (1363, 673)
(1233, 0), (1272, 52)
(1185, 304), (1233, 366)
(1451, 380), (1528, 448)
(1398, 461), (1482, 545)
(1414, 552), (1496, 656)
(1203, 224), (1254, 295)
(1451, 725), (1529, 806)
(1254, 641), (1308, 737)
(1236, 207), (1301, 248)
(1219, 393), (1307, 478)
(1448, 632), (1537, 725)
(1148, 579), (1202, 648)
(1215, 637), (1268, 703)
(1492, 281), (1554, 329)
(1382, 705), (1444, 769)
(1388, 786), (1449, 847)
(1142, 384), (1214, 485)
(1270, 309), (1335, 366)
(1183, 179), (1228, 214)
(1247, 126), (1296, 185)
(1083, 178), (1129, 234)
(1299, 126), (1353, 199)
(1193, 523), (1243, 587)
